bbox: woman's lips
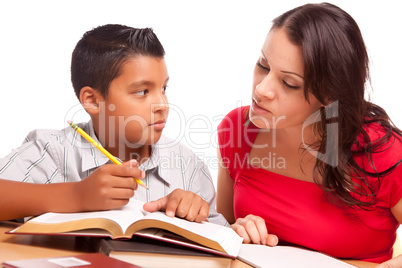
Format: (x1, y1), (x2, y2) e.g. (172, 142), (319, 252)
(251, 99), (271, 115)
(150, 120), (166, 130)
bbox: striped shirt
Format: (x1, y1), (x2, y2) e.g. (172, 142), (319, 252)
(0, 121), (228, 226)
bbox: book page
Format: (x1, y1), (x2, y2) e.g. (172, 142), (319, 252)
(135, 228), (230, 256)
(23, 199), (146, 233)
(139, 211), (243, 256)
(237, 244), (356, 268)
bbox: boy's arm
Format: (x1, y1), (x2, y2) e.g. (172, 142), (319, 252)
(0, 161), (144, 221)
(0, 179), (80, 221)
(192, 162), (229, 226)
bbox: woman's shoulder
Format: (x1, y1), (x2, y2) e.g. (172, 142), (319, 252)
(361, 122), (402, 150)
(217, 106), (254, 144)
(218, 106), (250, 129)
(355, 122), (402, 170)
(217, 106), (256, 167)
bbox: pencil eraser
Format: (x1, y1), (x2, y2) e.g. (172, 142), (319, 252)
(67, 120), (71, 124)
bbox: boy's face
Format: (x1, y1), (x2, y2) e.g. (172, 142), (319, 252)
(98, 56), (169, 150)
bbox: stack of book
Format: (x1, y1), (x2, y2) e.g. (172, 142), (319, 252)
(7, 199), (356, 268)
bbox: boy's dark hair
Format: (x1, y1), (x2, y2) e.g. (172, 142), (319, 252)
(71, 24), (165, 99)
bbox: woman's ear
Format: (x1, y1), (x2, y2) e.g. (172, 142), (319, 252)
(80, 86), (103, 115)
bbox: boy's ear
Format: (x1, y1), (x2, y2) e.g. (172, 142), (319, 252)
(80, 86), (103, 115)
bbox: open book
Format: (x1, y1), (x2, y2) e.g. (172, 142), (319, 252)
(237, 244), (356, 268)
(7, 199), (242, 258)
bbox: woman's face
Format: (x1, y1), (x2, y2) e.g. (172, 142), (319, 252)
(250, 28), (323, 130)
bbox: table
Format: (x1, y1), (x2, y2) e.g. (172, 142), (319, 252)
(0, 221), (93, 262)
(0, 221), (377, 267)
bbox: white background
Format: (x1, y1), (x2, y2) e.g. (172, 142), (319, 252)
(0, 1), (401, 189)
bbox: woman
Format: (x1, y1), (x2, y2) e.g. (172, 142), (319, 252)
(216, 2), (402, 265)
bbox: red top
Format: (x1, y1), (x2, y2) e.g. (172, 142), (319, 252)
(218, 106), (402, 263)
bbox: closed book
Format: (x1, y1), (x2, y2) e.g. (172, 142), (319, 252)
(90, 236), (232, 268)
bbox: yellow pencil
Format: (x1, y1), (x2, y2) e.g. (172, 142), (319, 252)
(67, 120), (148, 189)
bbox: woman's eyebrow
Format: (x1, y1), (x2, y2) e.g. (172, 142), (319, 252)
(281, 70), (304, 79)
(261, 50), (304, 79)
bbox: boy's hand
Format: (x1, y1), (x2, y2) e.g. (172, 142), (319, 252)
(74, 160), (145, 211)
(231, 214), (279, 246)
(143, 189), (209, 222)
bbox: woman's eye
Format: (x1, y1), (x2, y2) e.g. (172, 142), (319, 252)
(256, 61), (270, 72)
(162, 86), (168, 94)
(283, 81), (300, 90)
(135, 89), (148, 96)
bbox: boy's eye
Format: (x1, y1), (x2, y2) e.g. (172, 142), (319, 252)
(134, 89), (148, 96)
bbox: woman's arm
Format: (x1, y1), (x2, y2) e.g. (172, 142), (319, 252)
(373, 197), (402, 267)
(390, 197), (402, 224)
(216, 149), (235, 224)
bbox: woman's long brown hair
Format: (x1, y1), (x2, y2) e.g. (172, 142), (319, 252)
(272, 2), (402, 207)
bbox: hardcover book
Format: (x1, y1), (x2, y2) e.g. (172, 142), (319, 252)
(7, 199), (242, 258)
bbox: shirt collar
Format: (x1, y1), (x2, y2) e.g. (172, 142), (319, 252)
(77, 122), (173, 185)
(75, 121), (110, 173)
(138, 135), (178, 186)
(138, 143), (159, 171)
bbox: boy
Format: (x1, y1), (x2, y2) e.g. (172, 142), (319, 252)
(0, 24), (227, 226)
